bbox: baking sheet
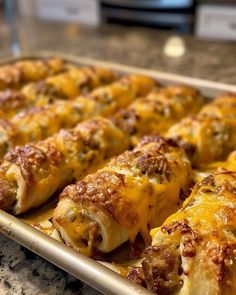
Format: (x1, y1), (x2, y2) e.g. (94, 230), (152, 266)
(0, 52), (236, 295)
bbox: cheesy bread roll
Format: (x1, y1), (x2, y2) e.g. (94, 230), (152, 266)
(213, 93), (236, 106)
(0, 74), (155, 159)
(53, 136), (191, 256)
(167, 115), (236, 166)
(200, 93), (236, 119)
(128, 170), (236, 295)
(0, 117), (129, 215)
(113, 85), (204, 145)
(0, 89), (30, 119)
(0, 58), (66, 90)
(0, 66), (116, 119)
(19, 66), (116, 107)
(0, 120), (15, 158)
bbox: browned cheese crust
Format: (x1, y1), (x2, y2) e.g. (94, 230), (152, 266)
(128, 170), (236, 295)
(0, 74), (155, 159)
(167, 115), (236, 167)
(0, 65), (117, 120)
(0, 58), (66, 90)
(166, 93), (236, 167)
(57, 136), (191, 253)
(0, 117), (130, 214)
(113, 85), (205, 145)
(200, 93), (236, 120)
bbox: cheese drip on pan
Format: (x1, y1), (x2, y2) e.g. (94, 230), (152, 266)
(127, 170), (236, 295)
(53, 136), (191, 256)
(0, 74), (156, 159)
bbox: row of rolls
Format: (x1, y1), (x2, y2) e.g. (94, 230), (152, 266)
(0, 59), (116, 119)
(0, 73), (154, 158)
(0, 80), (203, 214)
(0, 58), (236, 294)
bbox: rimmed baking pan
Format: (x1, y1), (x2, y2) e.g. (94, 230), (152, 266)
(0, 52), (236, 295)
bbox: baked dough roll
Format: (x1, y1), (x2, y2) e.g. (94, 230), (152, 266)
(0, 74), (156, 159)
(0, 66), (116, 120)
(16, 66), (117, 107)
(113, 85), (205, 145)
(0, 117), (130, 215)
(0, 58), (66, 90)
(128, 170), (236, 295)
(53, 136), (191, 256)
(0, 89), (30, 119)
(200, 94), (236, 119)
(167, 115), (236, 166)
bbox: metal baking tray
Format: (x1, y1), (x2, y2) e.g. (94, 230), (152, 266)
(0, 52), (236, 295)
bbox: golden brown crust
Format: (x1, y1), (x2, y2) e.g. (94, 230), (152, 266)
(23, 80), (65, 101)
(0, 178), (17, 210)
(167, 115), (236, 166)
(0, 89), (26, 110)
(0, 119), (16, 158)
(113, 85), (205, 145)
(60, 137), (183, 209)
(200, 93), (236, 120)
(0, 65), (117, 121)
(0, 65), (23, 89)
(166, 93), (236, 167)
(57, 135), (191, 251)
(61, 171), (129, 218)
(3, 143), (64, 185)
(0, 70), (139, 159)
(128, 170), (236, 294)
(45, 66), (116, 98)
(0, 58), (66, 90)
(0, 117), (130, 214)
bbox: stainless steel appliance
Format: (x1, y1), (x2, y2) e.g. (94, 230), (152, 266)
(101, 0), (195, 32)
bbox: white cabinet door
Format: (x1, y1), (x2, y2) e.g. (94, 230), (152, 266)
(196, 4), (236, 41)
(18, 0), (101, 26)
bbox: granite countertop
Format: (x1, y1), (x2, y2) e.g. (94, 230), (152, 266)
(1, 18), (236, 85)
(0, 18), (236, 295)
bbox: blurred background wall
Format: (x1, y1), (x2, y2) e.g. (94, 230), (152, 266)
(0, 0), (235, 60)
(8, 0), (236, 41)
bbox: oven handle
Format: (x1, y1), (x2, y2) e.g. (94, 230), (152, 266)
(101, 0), (193, 9)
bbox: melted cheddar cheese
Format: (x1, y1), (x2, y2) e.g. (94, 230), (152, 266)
(0, 58), (66, 90)
(0, 74), (155, 160)
(167, 94), (236, 167)
(113, 85), (205, 145)
(53, 136), (191, 256)
(0, 117), (130, 214)
(128, 170), (236, 295)
(167, 115), (236, 166)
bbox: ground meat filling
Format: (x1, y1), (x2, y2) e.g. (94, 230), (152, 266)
(140, 244), (182, 294)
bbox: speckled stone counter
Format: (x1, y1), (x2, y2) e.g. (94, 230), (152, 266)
(1, 18), (236, 85)
(0, 235), (101, 295)
(0, 18), (236, 295)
